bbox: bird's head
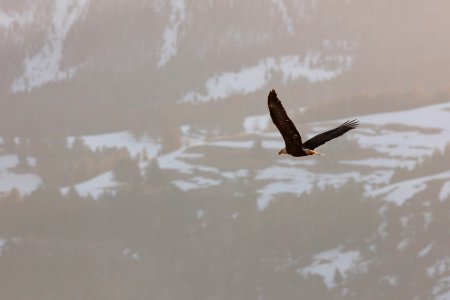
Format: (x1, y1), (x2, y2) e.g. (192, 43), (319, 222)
(278, 148), (287, 155)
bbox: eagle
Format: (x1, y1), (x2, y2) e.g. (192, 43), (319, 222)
(268, 89), (359, 157)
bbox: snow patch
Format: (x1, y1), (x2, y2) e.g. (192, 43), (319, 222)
(255, 166), (360, 210)
(271, 0), (294, 35)
(122, 248), (140, 260)
(0, 239), (5, 256)
(207, 140), (254, 149)
(181, 53), (353, 104)
(11, 0), (90, 93)
(418, 242), (435, 258)
(0, 153), (41, 195)
(439, 181), (450, 202)
(158, 0), (186, 67)
(261, 140), (285, 150)
(380, 275), (398, 286)
(244, 114), (271, 134)
(172, 176), (222, 191)
(428, 258), (450, 278)
(433, 276), (450, 300)
(368, 170), (450, 206)
(350, 102), (450, 159)
(221, 169), (249, 180)
(68, 131), (161, 158)
(297, 246), (361, 289)
(340, 157), (416, 170)
(424, 212), (433, 229)
(0, 155), (19, 170)
(0, 172), (42, 196)
(396, 238), (410, 251)
(158, 149), (215, 174)
(61, 171), (115, 199)
(0, 9), (33, 29)
(196, 209), (205, 219)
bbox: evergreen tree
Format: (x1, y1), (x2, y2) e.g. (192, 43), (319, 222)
(334, 267), (344, 287)
(113, 157), (141, 183)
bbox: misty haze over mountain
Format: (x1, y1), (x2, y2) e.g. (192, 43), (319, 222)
(1, 0), (450, 299)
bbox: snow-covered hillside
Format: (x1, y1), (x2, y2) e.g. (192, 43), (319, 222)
(3, 100), (449, 209)
(7, 100), (433, 207)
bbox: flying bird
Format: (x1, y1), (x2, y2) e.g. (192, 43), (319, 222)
(268, 89), (359, 157)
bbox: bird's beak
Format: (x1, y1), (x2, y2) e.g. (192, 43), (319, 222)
(278, 150), (282, 155)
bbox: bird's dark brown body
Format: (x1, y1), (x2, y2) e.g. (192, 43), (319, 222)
(280, 147), (317, 157)
(268, 89), (359, 157)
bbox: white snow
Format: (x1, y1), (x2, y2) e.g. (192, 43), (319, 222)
(353, 102), (450, 130)
(68, 131), (161, 158)
(157, 140), (249, 191)
(122, 248), (140, 260)
(439, 181), (450, 202)
(0, 154), (36, 170)
(0, 239), (5, 256)
(207, 140), (254, 149)
(0, 172), (42, 196)
(0, 155), (19, 170)
(60, 171), (115, 199)
(261, 140), (285, 150)
(0, 9), (33, 29)
(243, 114), (271, 134)
(158, 149), (216, 174)
(400, 215), (409, 228)
(418, 242), (435, 258)
(340, 157), (416, 170)
(0, 154), (41, 195)
(377, 222), (388, 239)
(59, 101), (450, 200)
(380, 275), (398, 286)
(424, 212), (433, 229)
(368, 170), (450, 206)
(11, 0), (90, 93)
(349, 102), (450, 159)
(361, 170), (394, 187)
(396, 238), (410, 251)
(158, 0), (186, 67)
(428, 258), (450, 278)
(172, 176), (222, 191)
(255, 164), (394, 211)
(196, 209), (205, 219)
(181, 53), (353, 104)
(297, 246), (361, 289)
(255, 166), (360, 210)
(221, 169), (249, 180)
(433, 276), (450, 300)
(271, 0), (294, 35)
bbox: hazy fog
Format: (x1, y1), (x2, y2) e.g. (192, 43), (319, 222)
(1, 1), (450, 299)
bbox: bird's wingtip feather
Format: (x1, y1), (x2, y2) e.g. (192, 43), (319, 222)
(268, 89), (278, 104)
(345, 119), (359, 128)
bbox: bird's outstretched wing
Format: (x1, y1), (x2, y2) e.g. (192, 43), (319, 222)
(302, 119), (359, 150)
(268, 89), (303, 150)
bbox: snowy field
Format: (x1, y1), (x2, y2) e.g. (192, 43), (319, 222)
(0, 154), (42, 196)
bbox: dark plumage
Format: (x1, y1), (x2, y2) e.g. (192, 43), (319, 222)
(268, 89), (359, 157)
